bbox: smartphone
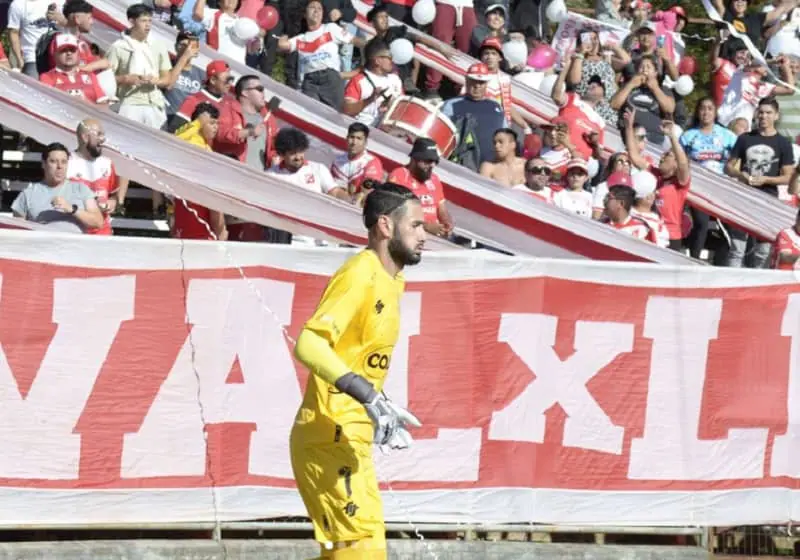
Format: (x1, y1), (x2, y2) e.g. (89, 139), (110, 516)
(656, 36), (665, 48)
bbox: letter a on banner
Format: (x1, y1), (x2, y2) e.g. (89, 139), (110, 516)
(629, 296), (768, 480)
(122, 278), (302, 479)
(0, 275), (135, 479)
(488, 314), (632, 455)
(376, 292), (482, 482)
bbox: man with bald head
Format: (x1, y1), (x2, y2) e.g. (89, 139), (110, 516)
(67, 118), (119, 235)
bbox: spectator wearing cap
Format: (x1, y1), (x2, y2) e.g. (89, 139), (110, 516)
(50, 0), (109, 74)
(163, 31), (204, 132)
(628, 115), (691, 251)
(725, 96), (794, 268)
(611, 56), (675, 146)
(469, 37), (531, 131)
(630, 170), (669, 247)
(366, 4), (456, 93)
(624, 23), (678, 82)
(772, 207), (800, 270)
(39, 34), (108, 105)
(173, 60), (231, 130)
(551, 60), (607, 160)
(217, 74), (280, 170)
(602, 182), (659, 243)
(7, 0), (64, 77)
(470, 3), (510, 57)
(343, 39), (403, 126)
(441, 63), (508, 167)
(565, 28), (628, 127)
(330, 122), (385, 205)
(512, 157), (554, 203)
(424, 0), (478, 97)
(192, 0), (251, 64)
(591, 151), (633, 219)
(480, 128), (525, 186)
(553, 158), (593, 218)
(387, 138), (455, 237)
(12, 143), (104, 233)
(173, 102), (229, 241)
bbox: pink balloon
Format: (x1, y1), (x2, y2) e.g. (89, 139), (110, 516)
(527, 45), (558, 71)
(256, 5), (279, 31)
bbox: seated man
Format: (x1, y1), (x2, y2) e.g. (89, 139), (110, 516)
(342, 39), (403, 127)
(330, 122), (385, 206)
(39, 34), (108, 105)
(479, 128), (526, 187)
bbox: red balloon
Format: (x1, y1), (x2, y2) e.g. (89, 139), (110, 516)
(678, 55), (696, 76)
(256, 5), (279, 31)
(523, 133), (542, 159)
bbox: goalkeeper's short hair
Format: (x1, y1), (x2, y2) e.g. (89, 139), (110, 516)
(363, 183), (420, 229)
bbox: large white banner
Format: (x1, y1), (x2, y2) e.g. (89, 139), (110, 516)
(0, 230), (799, 526)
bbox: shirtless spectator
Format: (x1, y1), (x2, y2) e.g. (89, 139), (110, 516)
(12, 142), (103, 233)
(39, 34), (108, 105)
(330, 123), (385, 206)
(68, 119), (119, 236)
(480, 128), (525, 187)
(387, 138), (455, 237)
(512, 157), (554, 203)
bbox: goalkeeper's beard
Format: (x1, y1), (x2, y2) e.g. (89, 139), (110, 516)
(388, 228), (422, 267)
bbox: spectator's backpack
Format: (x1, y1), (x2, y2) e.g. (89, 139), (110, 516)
(448, 113), (482, 173)
(35, 28), (60, 75)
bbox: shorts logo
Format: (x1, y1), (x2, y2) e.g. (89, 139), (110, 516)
(344, 501), (359, 517)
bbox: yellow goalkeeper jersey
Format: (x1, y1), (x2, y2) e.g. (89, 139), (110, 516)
(292, 249), (405, 446)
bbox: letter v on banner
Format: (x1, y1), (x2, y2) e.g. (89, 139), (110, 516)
(0, 275), (135, 479)
(121, 279), (302, 479)
(629, 296), (768, 480)
(488, 314), (632, 455)
(375, 292), (482, 482)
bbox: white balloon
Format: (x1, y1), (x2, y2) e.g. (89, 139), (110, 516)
(390, 38), (415, 65)
(537, 73), (558, 96)
(674, 75), (695, 97)
(412, 0), (436, 26)
(232, 17), (260, 43)
(96, 69), (117, 100)
(502, 40), (528, 67)
(545, 0), (567, 23)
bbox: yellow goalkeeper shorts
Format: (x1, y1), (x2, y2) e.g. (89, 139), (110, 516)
(291, 437), (386, 548)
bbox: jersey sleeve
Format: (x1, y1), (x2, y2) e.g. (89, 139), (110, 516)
(343, 74), (364, 102)
(331, 22), (354, 44)
(303, 258), (372, 347)
(318, 164), (338, 193)
(363, 157), (384, 183)
(10, 188), (28, 218)
(387, 167), (408, 186)
(177, 94), (200, 121)
(201, 7), (217, 30)
(109, 162), (120, 194)
(90, 73), (108, 104)
(7, 0), (23, 30)
(39, 71), (54, 86)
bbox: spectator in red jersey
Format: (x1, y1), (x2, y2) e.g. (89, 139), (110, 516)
(68, 119), (119, 236)
(49, 1), (110, 74)
(773, 208), (800, 270)
(387, 138), (455, 237)
(512, 157), (554, 203)
(39, 34), (108, 105)
(0, 42), (9, 70)
(343, 38), (403, 127)
(330, 122), (385, 205)
(172, 59), (231, 129)
(628, 113), (691, 251)
(602, 183), (659, 243)
(216, 74), (280, 170)
(551, 60), (606, 162)
(173, 102), (228, 241)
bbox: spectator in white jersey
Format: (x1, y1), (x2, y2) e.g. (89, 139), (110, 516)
(12, 142), (104, 233)
(268, 127), (348, 200)
(330, 122), (385, 205)
(277, 0), (364, 110)
(342, 38), (403, 126)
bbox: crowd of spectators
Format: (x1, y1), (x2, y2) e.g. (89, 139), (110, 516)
(4, 0), (800, 269)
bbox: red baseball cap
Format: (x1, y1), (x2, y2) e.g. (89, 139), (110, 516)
(567, 158), (589, 172)
(607, 171), (633, 188)
(53, 33), (79, 52)
(206, 60), (230, 79)
(479, 37), (504, 58)
(465, 63), (491, 82)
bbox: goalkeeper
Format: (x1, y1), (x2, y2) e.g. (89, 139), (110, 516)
(291, 183), (427, 560)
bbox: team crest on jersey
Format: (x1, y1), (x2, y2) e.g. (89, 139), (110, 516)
(375, 300), (384, 314)
(81, 74), (91, 84)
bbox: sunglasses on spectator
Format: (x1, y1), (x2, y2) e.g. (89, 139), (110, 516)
(246, 85), (265, 92)
(526, 166), (551, 175)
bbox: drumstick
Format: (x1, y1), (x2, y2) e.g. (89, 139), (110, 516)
(362, 70), (392, 105)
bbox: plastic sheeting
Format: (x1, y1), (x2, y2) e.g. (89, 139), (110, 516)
(86, 0), (699, 264)
(347, 0), (795, 242)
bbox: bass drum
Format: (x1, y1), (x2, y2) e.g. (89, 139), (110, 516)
(380, 96), (457, 158)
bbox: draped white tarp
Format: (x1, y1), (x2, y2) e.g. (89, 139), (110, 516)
(348, 0), (796, 242)
(86, 0), (699, 264)
(0, 69), (464, 248)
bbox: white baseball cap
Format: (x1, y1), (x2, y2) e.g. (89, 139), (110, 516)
(633, 171), (657, 199)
